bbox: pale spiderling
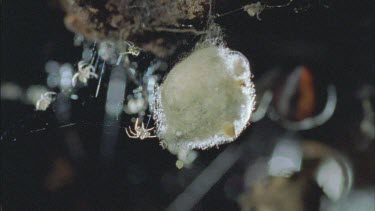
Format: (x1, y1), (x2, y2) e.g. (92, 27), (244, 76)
(35, 91), (57, 111)
(120, 41), (141, 57)
(116, 41), (142, 65)
(159, 141), (167, 149)
(72, 60), (98, 86)
(244, 0), (294, 20)
(216, 0), (294, 20)
(125, 117), (156, 140)
(243, 2), (265, 20)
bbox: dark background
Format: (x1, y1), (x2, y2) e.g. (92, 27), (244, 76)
(1, 0), (374, 210)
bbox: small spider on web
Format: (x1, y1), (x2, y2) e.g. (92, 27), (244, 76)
(122, 41), (142, 56)
(216, 0), (294, 20)
(72, 60), (98, 87)
(116, 41), (142, 65)
(125, 116), (157, 140)
(35, 91), (57, 111)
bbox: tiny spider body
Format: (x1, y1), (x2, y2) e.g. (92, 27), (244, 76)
(116, 41), (141, 65)
(72, 60), (98, 86)
(36, 92), (57, 111)
(244, 2), (265, 20)
(122, 41), (141, 56)
(125, 118), (156, 140)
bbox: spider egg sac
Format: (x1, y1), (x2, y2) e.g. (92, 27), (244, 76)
(153, 46), (256, 149)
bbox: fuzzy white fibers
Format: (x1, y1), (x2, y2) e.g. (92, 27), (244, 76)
(153, 46), (255, 149)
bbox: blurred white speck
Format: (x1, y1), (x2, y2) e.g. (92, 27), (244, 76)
(145, 75), (160, 112)
(45, 60), (60, 73)
(45, 60), (61, 88)
(1, 82), (23, 100)
(74, 34), (84, 46)
(129, 67), (136, 75)
(47, 72), (60, 88)
(176, 160), (184, 169)
(268, 137), (302, 177)
(59, 63), (73, 90)
(105, 79), (126, 116)
(124, 97), (145, 114)
(244, 158), (268, 189)
(98, 41), (117, 64)
(321, 188), (374, 211)
(82, 47), (92, 61)
(168, 146), (198, 169)
(70, 94), (79, 100)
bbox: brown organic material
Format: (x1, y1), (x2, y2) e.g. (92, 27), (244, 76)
(60, 0), (208, 57)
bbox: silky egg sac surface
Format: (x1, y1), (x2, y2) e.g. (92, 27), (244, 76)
(153, 46), (256, 149)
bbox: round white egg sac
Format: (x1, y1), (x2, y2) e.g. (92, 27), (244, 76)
(153, 46), (256, 149)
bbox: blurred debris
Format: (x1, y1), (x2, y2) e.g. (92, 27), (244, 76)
(303, 140), (353, 201)
(73, 33), (85, 46)
(295, 67), (316, 120)
(0, 82), (23, 101)
(124, 86), (147, 115)
(166, 144), (242, 211)
(98, 41), (118, 64)
(61, 0), (208, 57)
(315, 157), (351, 201)
(64, 131), (86, 161)
(44, 158), (74, 191)
(268, 135), (302, 177)
(321, 188), (375, 211)
(45, 60), (61, 88)
(251, 90), (273, 122)
(124, 96), (146, 115)
(95, 62), (107, 98)
(167, 145), (198, 169)
(243, 158), (269, 190)
(251, 66), (337, 131)
(45, 60), (74, 91)
(273, 66), (316, 121)
(358, 85), (375, 143)
(100, 65), (126, 162)
(59, 63), (74, 91)
(272, 84), (337, 130)
(54, 92), (72, 123)
(240, 139), (353, 211)
(239, 176), (307, 211)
